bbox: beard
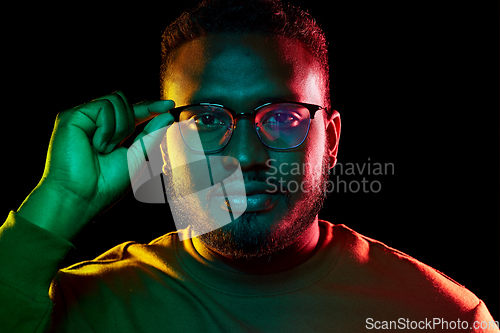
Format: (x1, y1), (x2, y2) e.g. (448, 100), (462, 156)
(197, 150), (330, 260)
(160, 129), (332, 260)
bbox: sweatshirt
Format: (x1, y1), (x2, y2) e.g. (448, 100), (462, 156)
(0, 211), (498, 332)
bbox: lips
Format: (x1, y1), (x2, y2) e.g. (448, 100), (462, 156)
(208, 180), (279, 213)
(211, 181), (276, 197)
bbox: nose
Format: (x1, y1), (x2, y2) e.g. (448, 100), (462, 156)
(221, 117), (270, 172)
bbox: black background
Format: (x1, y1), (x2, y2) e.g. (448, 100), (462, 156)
(2, 1), (499, 321)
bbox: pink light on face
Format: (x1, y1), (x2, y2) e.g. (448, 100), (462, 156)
(160, 34), (339, 262)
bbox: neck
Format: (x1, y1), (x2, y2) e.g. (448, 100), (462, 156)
(193, 218), (321, 274)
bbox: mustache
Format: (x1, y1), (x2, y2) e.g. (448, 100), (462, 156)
(162, 157), (289, 200)
(241, 171), (276, 184)
(205, 171), (288, 201)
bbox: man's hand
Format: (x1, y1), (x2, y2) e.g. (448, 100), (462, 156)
(17, 91), (175, 241)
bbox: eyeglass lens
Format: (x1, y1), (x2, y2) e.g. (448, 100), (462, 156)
(178, 103), (311, 152)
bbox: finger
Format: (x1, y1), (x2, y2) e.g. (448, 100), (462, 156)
(127, 113), (175, 181)
(133, 112), (175, 146)
(114, 91), (136, 127)
(133, 100), (175, 125)
(70, 99), (116, 153)
(94, 91), (136, 153)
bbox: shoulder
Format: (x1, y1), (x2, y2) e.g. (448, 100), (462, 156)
(55, 229), (184, 282)
(319, 221), (480, 316)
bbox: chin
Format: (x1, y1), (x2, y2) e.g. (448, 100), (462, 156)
(197, 204), (317, 260)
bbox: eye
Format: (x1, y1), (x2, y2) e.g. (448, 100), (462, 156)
(262, 111), (300, 128)
(191, 113), (227, 131)
(195, 114), (219, 125)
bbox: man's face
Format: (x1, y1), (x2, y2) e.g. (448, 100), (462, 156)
(161, 34), (336, 259)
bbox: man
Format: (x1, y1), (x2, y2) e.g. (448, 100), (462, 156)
(0, 0), (497, 332)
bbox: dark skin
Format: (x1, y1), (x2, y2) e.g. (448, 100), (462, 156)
(162, 34), (341, 273)
(16, 33), (340, 275)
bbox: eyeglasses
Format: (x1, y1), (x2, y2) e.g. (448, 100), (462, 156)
(169, 101), (327, 153)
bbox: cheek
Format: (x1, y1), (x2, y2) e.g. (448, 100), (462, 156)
(269, 117), (326, 195)
(302, 115), (328, 181)
(162, 124), (205, 192)
(162, 125), (239, 196)
(164, 124), (192, 168)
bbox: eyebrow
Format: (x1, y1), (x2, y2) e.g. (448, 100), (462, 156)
(189, 96), (299, 108)
(257, 97), (296, 105)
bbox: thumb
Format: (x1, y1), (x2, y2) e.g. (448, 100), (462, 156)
(127, 109), (175, 186)
(133, 99), (175, 125)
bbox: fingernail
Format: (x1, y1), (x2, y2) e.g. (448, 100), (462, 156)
(105, 143), (116, 154)
(100, 140), (109, 151)
(149, 100), (175, 113)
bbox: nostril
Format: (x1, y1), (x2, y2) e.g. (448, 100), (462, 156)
(221, 155), (240, 171)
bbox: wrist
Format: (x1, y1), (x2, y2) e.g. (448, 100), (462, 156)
(17, 182), (93, 241)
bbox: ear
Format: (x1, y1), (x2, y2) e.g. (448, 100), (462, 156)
(325, 110), (341, 169)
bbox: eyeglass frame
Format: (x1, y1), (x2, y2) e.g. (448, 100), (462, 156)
(168, 101), (330, 153)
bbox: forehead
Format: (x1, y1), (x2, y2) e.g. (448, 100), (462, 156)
(162, 34), (325, 108)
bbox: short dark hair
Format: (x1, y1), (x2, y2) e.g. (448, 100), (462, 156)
(160, 0), (331, 110)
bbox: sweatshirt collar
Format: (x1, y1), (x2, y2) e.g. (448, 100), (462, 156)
(174, 221), (345, 296)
